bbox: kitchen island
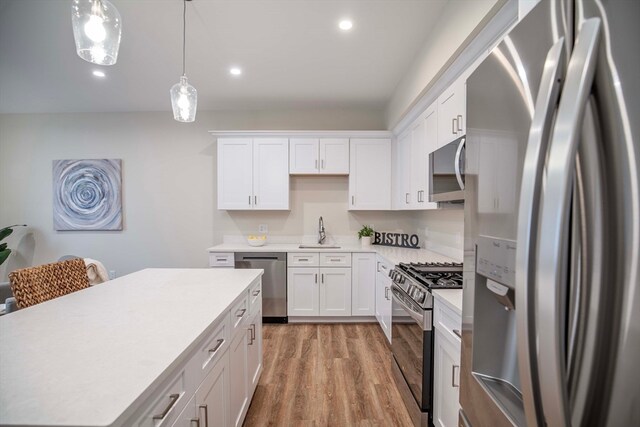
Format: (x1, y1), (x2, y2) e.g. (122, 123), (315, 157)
(0, 268), (263, 427)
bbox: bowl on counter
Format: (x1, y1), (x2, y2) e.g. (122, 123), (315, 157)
(247, 235), (267, 247)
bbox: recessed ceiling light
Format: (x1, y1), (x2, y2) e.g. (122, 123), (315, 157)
(229, 67), (242, 76)
(339, 20), (353, 31)
(92, 70), (106, 77)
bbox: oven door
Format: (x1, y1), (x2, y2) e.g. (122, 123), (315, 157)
(429, 135), (465, 202)
(391, 284), (433, 412)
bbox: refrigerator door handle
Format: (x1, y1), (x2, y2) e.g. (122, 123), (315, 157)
(515, 37), (566, 427)
(535, 17), (601, 427)
(454, 137), (465, 190)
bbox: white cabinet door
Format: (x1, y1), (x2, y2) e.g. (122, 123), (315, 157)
(434, 328), (461, 427)
(417, 104), (439, 210)
(253, 138), (289, 210)
(289, 138), (319, 174)
(351, 253), (376, 316)
(319, 267), (352, 316)
(229, 330), (249, 427)
(246, 309), (263, 395)
(396, 131), (412, 210)
(218, 138), (254, 210)
(375, 263), (392, 343)
(437, 78), (466, 148)
(195, 350), (230, 427)
(287, 268), (319, 316)
(349, 138), (391, 210)
(169, 395), (195, 427)
(319, 138), (349, 174)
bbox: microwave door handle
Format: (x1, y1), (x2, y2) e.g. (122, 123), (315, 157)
(514, 37), (566, 427)
(454, 137), (465, 190)
(535, 18), (600, 427)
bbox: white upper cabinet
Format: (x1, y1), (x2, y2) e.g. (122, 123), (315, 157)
(349, 138), (391, 210)
(437, 76), (466, 148)
(289, 138), (319, 174)
(319, 138), (349, 174)
(253, 138), (289, 209)
(218, 139), (254, 210)
(218, 138), (289, 210)
(395, 102), (438, 211)
(289, 138), (349, 174)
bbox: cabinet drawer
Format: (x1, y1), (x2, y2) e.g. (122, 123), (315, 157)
(230, 295), (249, 335)
(319, 252), (351, 267)
(134, 367), (190, 427)
(196, 312), (230, 375)
(434, 300), (462, 341)
(249, 279), (262, 315)
(209, 252), (235, 268)
(287, 252), (319, 267)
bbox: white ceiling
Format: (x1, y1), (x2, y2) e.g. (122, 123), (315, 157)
(0, 0), (448, 114)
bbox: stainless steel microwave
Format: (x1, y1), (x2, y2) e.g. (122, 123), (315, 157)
(429, 135), (465, 203)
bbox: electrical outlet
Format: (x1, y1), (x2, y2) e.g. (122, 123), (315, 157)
(108, 270), (116, 280)
(258, 224), (268, 233)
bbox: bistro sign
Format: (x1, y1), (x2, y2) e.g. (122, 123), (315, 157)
(373, 232), (420, 249)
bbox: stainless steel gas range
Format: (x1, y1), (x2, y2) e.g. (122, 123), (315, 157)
(389, 262), (463, 427)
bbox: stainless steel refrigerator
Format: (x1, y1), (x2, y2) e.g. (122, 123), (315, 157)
(460, 0), (639, 426)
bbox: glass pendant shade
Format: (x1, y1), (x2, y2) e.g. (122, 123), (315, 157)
(71, 0), (122, 66)
(170, 76), (198, 123)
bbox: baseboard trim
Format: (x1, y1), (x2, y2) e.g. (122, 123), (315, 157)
(288, 316), (378, 324)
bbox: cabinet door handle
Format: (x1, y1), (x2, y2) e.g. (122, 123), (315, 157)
(452, 117), (458, 134)
(251, 324), (256, 341)
(208, 338), (225, 355)
(190, 418), (200, 427)
(249, 195), (251, 205)
(199, 404), (209, 427)
(321, 273), (324, 284)
(153, 393), (180, 420)
(406, 193), (409, 204)
(248, 327), (254, 345)
(453, 329), (462, 339)
(457, 114), (463, 132)
(315, 159), (318, 169)
(321, 159), (325, 169)
(315, 273), (318, 283)
(377, 261), (381, 273)
(253, 289), (261, 296)
(385, 287), (389, 300)
(452, 365), (460, 387)
(236, 308), (246, 318)
(254, 195), (257, 205)
(351, 195), (355, 205)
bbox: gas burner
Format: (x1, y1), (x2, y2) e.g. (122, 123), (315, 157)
(390, 261), (463, 308)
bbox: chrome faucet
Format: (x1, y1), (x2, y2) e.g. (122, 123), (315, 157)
(318, 216), (326, 245)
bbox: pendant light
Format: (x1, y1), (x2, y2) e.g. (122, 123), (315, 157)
(170, 0), (197, 123)
(71, 0), (122, 66)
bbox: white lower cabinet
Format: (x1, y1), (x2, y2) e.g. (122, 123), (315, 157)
(288, 254), (352, 317)
(229, 322), (249, 427)
(433, 297), (462, 427)
(351, 253), (376, 316)
(247, 309), (263, 394)
(375, 255), (393, 343)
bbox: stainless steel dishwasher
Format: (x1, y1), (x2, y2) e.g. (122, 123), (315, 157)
(234, 252), (287, 323)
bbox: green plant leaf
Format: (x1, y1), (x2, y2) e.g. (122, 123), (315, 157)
(0, 243), (7, 252)
(0, 227), (14, 242)
(0, 249), (10, 266)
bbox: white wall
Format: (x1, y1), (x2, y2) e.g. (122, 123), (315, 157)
(385, 0), (503, 128)
(0, 108), (430, 279)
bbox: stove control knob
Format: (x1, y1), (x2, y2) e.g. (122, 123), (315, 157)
(400, 276), (406, 284)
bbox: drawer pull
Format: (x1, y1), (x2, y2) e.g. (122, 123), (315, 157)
(252, 289), (261, 296)
(452, 365), (460, 387)
(199, 404), (209, 427)
(208, 338), (224, 355)
(153, 393), (180, 420)
(330, 258), (342, 262)
(453, 329), (462, 339)
(385, 287), (389, 300)
(297, 258), (309, 262)
(236, 308), (246, 318)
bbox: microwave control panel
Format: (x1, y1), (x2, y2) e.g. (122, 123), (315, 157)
(476, 235), (516, 288)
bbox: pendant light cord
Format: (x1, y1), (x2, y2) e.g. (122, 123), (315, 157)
(182, 0), (186, 76)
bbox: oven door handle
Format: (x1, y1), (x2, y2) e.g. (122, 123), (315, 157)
(391, 286), (428, 329)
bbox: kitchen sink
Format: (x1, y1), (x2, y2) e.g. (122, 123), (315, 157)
(298, 245), (341, 249)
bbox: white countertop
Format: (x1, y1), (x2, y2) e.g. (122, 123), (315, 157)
(207, 243), (458, 266)
(0, 268), (263, 427)
(432, 289), (463, 316)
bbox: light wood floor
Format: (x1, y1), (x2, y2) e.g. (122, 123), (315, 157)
(243, 323), (414, 427)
